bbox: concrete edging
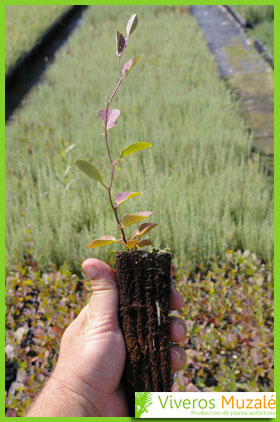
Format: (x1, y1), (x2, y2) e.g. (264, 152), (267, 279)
(223, 5), (249, 29)
(223, 5), (274, 70)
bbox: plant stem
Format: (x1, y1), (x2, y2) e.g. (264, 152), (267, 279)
(104, 74), (126, 244)
(118, 56), (122, 78)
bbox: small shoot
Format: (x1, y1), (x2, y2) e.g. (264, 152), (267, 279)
(75, 14), (157, 251)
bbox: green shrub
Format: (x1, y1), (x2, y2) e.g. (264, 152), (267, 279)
(234, 6), (273, 25)
(174, 249), (274, 392)
(5, 255), (90, 416)
(248, 21), (274, 54)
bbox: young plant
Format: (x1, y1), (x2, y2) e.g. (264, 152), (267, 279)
(75, 16), (172, 411)
(74, 14), (157, 250)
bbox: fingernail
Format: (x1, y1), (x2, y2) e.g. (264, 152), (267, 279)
(84, 265), (98, 279)
(172, 349), (181, 361)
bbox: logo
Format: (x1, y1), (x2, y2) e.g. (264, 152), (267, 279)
(135, 392), (276, 418)
(135, 392), (153, 418)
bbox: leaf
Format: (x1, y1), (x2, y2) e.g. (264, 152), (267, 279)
(74, 159), (103, 183)
(120, 142), (152, 158)
(88, 235), (117, 248)
(98, 108), (120, 129)
(64, 144), (76, 154)
(132, 223), (158, 239)
(116, 30), (126, 55)
(114, 191), (142, 206)
(137, 239), (153, 248)
(126, 14), (138, 37)
(116, 238), (126, 246)
(126, 239), (139, 249)
(122, 55), (143, 76)
(122, 211), (151, 227)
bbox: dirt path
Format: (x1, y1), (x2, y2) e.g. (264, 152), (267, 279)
(190, 5), (274, 177)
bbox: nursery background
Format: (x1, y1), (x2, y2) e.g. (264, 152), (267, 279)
(5, 5), (274, 416)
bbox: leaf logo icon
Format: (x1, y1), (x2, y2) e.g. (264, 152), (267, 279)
(135, 392), (153, 418)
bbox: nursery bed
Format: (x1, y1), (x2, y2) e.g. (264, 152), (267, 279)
(5, 5), (273, 271)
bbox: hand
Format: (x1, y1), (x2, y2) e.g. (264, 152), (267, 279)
(27, 258), (186, 417)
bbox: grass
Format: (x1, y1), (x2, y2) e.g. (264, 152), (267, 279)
(5, 5), (70, 73)
(5, 5), (273, 272)
(248, 21), (274, 55)
(233, 6), (274, 54)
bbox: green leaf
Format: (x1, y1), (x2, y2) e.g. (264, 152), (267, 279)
(88, 235), (116, 249)
(126, 239), (139, 249)
(120, 142), (152, 159)
(74, 159), (103, 183)
(122, 211), (152, 227)
(114, 191), (142, 206)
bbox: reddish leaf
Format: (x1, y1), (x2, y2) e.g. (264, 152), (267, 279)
(114, 191), (142, 206)
(137, 239), (153, 248)
(98, 108), (120, 129)
(122, 55), (143, 76)
(116, 30), (126, 55)
(132, 222), (158, 239)
(126, 14), (138, 37)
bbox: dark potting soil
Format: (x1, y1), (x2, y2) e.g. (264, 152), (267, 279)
(115, 250), (172, 415)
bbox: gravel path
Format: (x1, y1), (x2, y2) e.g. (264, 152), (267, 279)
(190, 5), (274, 176)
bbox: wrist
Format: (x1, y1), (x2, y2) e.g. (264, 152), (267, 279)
(27, 370), (100, 417)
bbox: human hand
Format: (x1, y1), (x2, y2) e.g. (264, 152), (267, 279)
(27, 258), (186, 417)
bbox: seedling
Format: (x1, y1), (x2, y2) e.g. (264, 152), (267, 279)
(74, 14), (157, 250)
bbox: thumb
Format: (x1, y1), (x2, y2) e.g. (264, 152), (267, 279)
(82, 258), (119, 325)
